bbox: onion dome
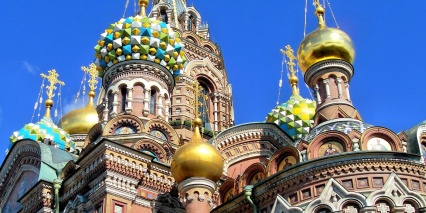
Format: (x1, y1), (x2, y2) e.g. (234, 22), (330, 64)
(10, 116), (75, 152)
(94, 2), (187, 78)
(10, 70), (75, 153)
(267, 45), (316, 140)
(58, 64), (99, 134)
(58, 91), (98, 134)
(297, 2), (355, 73)
(171, 118), (223, 183)
(267, 95), (316, 140)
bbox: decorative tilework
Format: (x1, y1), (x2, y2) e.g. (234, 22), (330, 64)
(266, 95), (316, 140)
(95, 15), (186, 79)
(10, 116), (75, 152)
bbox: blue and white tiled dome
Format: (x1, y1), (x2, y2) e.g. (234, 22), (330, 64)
(10, 116), (76, 152)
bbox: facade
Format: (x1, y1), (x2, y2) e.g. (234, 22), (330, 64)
(1, 1), (426, 213)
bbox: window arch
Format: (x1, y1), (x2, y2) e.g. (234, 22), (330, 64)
(150, 88), (157, 114)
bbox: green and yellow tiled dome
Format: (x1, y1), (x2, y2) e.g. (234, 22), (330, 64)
(10, 116), (76, 152)
(94, 15), (186, 78)
(266, 95), (316, 140)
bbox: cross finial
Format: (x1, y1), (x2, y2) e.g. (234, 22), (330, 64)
(280, 45), (299, 96)
(40, 69), (65, 117)
(313, 0), (326, 29)
(186, 80), (208, 123)
(81, 63), (99, 92)
(138, 0), (149, 16)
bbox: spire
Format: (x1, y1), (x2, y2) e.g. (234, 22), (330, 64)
(139, 0), (149, 17)
(81, 63), (99, 104)
(313, 0), (326, 29)
(40, 69), (65, 118)
(280, 45), (299, 97)
(186, 80), (208, 143)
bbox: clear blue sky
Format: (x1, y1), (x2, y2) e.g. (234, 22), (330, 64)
(1, 1), (426, 163)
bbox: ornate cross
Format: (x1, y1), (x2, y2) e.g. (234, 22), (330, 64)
(404, 204), (415, 213)
(376, 203), (390, 213)
(280, 45), (300, 96)
(40, 69), (65, 100)
(186, 80), (208, 119)
(81, 63), (99, 91)
(280, 45), (296, 77)
(344, 206), (358, 213)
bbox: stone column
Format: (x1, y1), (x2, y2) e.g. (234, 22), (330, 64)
(345, 82), (351, 101)
(111, 91), (119, 118)
(178, 177), (216, 213)
(157, 94), (164, 118)
(143, 88), (151, 116)
(166, 9), (173, 26)
(336, 77), (343, 98)
(126, 88), (133, 113)
(315, 84), (321, 104)
(165, 98), (171, 121)
(213, 96), (218, 131)
(184, 13), (190, 31)
(103, 96), (109, 124)
(323, 79), (330, 99)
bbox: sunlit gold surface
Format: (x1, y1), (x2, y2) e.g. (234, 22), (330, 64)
(171, 126), (224, 183)
(58, 91), (99, 134)
(297, 0), (355, 73)
(171, 85), (223, 183)
(297, 27), (355, 73)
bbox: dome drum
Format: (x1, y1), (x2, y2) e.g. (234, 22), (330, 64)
(303, 59), (354, 88)
(101, 60), (175, 92)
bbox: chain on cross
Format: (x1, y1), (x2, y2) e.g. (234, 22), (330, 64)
(185, 80), (208, 118)
(40, 69), (65, 100)
(81, 63), (99, 91)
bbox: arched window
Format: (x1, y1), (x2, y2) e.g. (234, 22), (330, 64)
(150, 89), (157, 114)
(187, 15), (196, 32)
(160, 10), (168, 23)
(120, 87), (127, 112)
(199, 83), (211, 130)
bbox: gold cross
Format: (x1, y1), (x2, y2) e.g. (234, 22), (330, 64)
(280, 45), (296, 77)
(185, 80), (208, 118)
(81, 63), (99, 91)
(40, 69), (65, 100)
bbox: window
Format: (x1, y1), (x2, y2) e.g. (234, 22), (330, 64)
(176, 88), (181, 93)
(176, 98), (181, 103)
(199, 83), (211, 130)
(150, 90), (157, 114)
(160, 10), (168, 23)
(121, 87), (127, 112)
(176, 108), (181, 114)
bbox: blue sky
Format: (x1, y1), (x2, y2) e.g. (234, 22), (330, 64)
(1, 1), (426, 163)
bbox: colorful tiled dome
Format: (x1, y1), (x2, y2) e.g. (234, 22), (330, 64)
(94, 15), (187, 78)
(266, 95), (316, 140)
(10, 116), (76, 152)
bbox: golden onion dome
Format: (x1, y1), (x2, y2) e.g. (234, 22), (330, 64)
(297, 3), (355, 73)
(58, 91), (99, 134)
(171, 118), (224, 183)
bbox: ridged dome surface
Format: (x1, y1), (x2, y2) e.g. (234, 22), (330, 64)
(94, 15), (187, 77)
(297, 27), (355, 73)
(266, 95), (316, 140)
